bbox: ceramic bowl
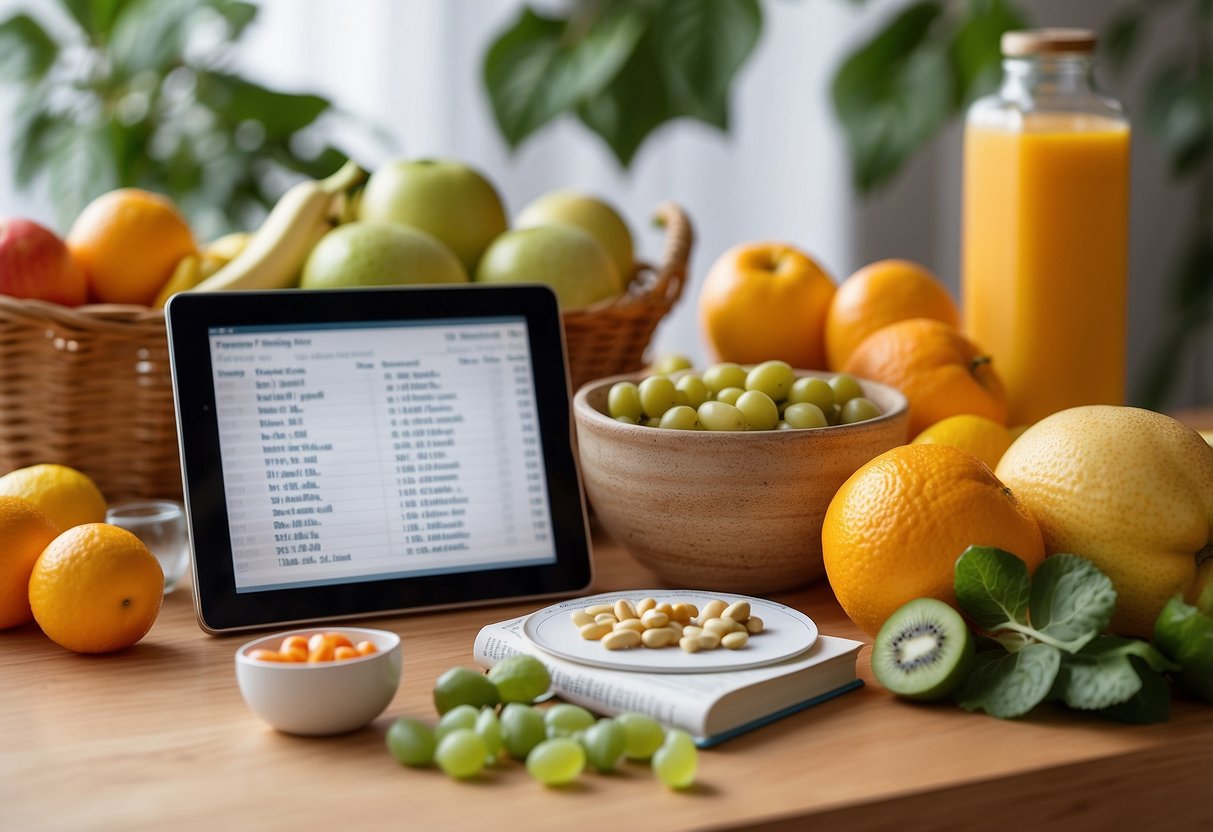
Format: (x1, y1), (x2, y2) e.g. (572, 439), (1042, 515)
(235, 626), (402, 736)
(573, 372), (909, 594)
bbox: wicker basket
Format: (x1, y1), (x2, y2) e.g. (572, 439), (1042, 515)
(0, 202), (692, 504)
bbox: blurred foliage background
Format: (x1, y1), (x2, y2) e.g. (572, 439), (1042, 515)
(0, 0), (1208, 409)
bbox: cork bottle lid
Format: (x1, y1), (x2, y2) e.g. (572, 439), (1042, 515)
(1001, 29), (1097, 57)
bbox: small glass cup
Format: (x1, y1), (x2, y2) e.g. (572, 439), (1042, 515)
(106, 499), (190, 594)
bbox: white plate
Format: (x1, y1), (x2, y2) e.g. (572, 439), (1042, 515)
(522, 589), (818, 674)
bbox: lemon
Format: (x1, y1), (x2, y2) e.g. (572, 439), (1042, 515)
(996, 405), (1213, 637)
(911, 414), (1014, 470)
(0, 464), (107, 531)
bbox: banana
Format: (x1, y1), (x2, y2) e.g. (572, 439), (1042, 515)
(203, 231), (253, 262)
(153, 254), (202, 308)
(190, 160), (368, 293)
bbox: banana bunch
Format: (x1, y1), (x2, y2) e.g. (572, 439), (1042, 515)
(168, 160), (368, 301)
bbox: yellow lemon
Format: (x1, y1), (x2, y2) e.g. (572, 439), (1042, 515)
(0, 464), (107, 531)
(996, 405), (1213, 637)
(912, 414), (1015, 470)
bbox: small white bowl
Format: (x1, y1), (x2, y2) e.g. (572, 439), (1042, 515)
(234, 626), (402, 736)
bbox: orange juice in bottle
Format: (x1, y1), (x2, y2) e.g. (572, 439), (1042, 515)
(962, 29), (1130, 426)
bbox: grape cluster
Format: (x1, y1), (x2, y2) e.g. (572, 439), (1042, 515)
(606, 358), (882, 431)
(385, 654), (698, 788)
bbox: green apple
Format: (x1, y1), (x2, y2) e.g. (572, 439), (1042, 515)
(357, 158), (507, 273)
(475, 225), (621, 310)
(515, 190), (634, 280)
(300, 222), (468, 289)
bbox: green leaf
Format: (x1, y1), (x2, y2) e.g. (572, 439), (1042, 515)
(648, 0), (762, 129)
(62, 0), (133, 40)
(954, 642), (1061, 718)
(1054, 636), (1156, 710)
(1028, 553), (1117, 652)
(0, 13), (59, 82)
(212, 0), (258, 40)
(108, 0), (199, 78)
(954, 545), (1031, 632)
(45, 122), (120, 228)
(1097, 656), (1172, 724)
(1101, 4), (1147, 77)
(578, 30), (672, 167)
(950, 0), (1030, 105)
(831, 0), (955, 192)
(483, 6), (645, 151)
(1153, 596), (1213, 702)
(197, 73), (333, 141)
(1143, 61), (1213, 178)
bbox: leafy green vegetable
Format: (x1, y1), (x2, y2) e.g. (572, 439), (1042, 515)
(1153, 596), (1213, 702)
(955, 642), (1060, 718)
(954, 545), (1030, 632)
(949, 547), (1179, 721)
(1027, 555), (1117, 653)
(1096, 656), (1172, 725)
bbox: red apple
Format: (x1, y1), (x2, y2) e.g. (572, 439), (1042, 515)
(0, 218), (88, 306)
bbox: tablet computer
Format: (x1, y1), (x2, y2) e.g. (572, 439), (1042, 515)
(165, 284), (593, 634)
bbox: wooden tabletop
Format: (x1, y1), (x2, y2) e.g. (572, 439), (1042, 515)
(1, 526), (1209, 832)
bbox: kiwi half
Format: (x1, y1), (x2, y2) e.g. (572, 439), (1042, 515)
(872, 598), (975, 701)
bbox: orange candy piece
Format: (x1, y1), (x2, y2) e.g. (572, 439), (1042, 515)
(247, 632), (380, 663)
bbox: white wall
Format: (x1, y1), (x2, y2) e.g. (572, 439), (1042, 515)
(1, 0), (1205, 408)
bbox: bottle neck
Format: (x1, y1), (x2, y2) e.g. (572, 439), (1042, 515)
(1000, 54), (1096, 103)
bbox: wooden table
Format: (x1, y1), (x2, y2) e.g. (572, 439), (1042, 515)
(1, 527), (1209, 831)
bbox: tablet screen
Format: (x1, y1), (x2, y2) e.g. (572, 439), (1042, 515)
(208, 316), (556, 593)
(166, 285), (593, 633)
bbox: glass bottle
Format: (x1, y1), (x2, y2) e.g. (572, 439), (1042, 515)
(962, 29), (1130, 426)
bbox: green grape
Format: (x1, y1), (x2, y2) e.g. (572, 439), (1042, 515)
(434, 728), (487, 779)
(607, 381), (643, 420)
(840, 396), (882, 424)
(651, 729), (698, 789)
(783, 402), (828, 429)
(673, 389), (691, 408)
(638, 375), (677, 419)
(714, 386), (744, 406)
(650, 353), (693, 375)
(434, 704), (479, 743)
(615, 415), (638, 425)
(788, 376), (835, 411)
(526, 738), (586, 785)
(828, 373), (864, 405)
(658, 405), (699, 430)
(735, 390), (778, 430)
(433, 666), (500, 715)
(745, 360), (794, 401)
(697, 400), (747, 431)
(615, 712), (665, 760)
(385, 717), (436, 767)
(475, 707), (503, 763)
(826, 403), (842, 425)
(544, 703), (596, 738)
(487, 654), (551, 704)
(580, 718), (626, 773)
(675, 374), (709, 408)
(500, 703), (547, 759)
(644, 417), (662, 427)
(702, 362), (747, 393)
(776, 420), (794, 430)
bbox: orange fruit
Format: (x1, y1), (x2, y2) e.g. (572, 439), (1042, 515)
(841, 317), (1008, 437)
(822, 443), (1045, 637)
(824, 259), (959, 370)
(0, 496), (61, 629)
(911, 414), (1014, 471)
(996, 405), (1213, 637)
(0, 463), (107, 531)
(28, 523), (163, 653)
(66, 188), (197, 305)
(698, 242), (836, 369)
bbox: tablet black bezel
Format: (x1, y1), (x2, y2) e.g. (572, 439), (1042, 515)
(166, 285), (593, 634)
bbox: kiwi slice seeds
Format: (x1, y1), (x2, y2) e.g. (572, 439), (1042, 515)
(872, 598), (976, 701)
